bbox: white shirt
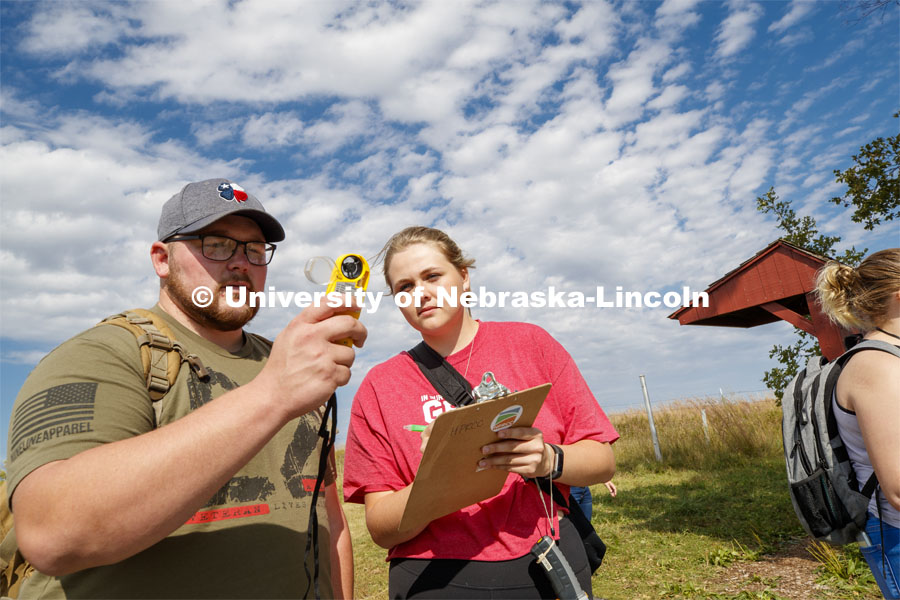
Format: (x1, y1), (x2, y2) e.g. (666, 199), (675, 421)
(833, 390), (900, 527)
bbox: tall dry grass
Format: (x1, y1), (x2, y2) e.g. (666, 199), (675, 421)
(609, 397), (783, 471)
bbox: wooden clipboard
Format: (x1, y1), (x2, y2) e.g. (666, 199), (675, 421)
(398, 383), (551, 533)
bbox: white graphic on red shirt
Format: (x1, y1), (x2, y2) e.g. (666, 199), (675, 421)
(420, 393), (454, 423)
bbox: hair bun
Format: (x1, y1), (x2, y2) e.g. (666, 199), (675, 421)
(815, 248), (900, 331)
(815, 262), (863, 329)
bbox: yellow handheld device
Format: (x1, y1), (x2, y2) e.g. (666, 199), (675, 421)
(325, 254), (370, 346)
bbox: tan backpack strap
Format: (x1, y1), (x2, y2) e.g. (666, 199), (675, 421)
(1, 480), (13, 575)
(97, 309), (208, 423)
(1, 480), (33, 599)
(99, 310), (180, 399)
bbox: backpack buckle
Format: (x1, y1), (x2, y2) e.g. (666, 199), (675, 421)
(186, 354), (210, 380)
(140, 331), (174, 351)
(147, 372), (169, 396)
(125, 315), (153, 325)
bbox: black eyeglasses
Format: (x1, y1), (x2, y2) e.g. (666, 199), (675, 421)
(166, 235), (276, 266)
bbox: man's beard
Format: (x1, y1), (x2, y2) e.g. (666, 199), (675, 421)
(165, 259), (260, 332)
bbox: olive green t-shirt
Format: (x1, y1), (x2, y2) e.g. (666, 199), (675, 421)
(7, 306), (335, 599)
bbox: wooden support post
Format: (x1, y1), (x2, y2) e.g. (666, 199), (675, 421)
(760, 301), (814, 334)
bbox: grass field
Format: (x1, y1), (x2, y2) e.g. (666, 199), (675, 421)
(338, 397), (882, 599)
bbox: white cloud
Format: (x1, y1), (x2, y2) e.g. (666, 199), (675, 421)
(801, 171), (828, 188)
(714, 1), (764, 60)
(443, 125), (520, 176)
(768, 0), (816, 34)
(554, 1), (618, 56)
(776, 28), (814, 48)
(834, 125), (862, 139)
(605, 38), (674, 124)
(1, 349), (53, 366)
(730, 146), (774, 201)
(631, 109), (705, 151)
(654, 0), (702, 38)
(808, 38), (865, 72)
(63, 2), (475, 107)
(647, 84), (690, 110)
(662, 61), (692, 82)
(241, 112), (306, 148)
(704, 80), (728, 102)
(192, 118), (246, 147)
(21, 2), (131, 55)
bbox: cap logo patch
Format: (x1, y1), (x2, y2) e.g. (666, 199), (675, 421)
(217, 182), (248, 203)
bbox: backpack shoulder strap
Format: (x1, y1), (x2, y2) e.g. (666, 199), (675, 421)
(837, 338), (900, 362)
(0, 480), (33, 598)
(826, 339), (899, 496)
(96, 309), (209, 423)
(821, 338), (900, 409)
(825, 339), (900, 425)
(407, 342), (474, 407)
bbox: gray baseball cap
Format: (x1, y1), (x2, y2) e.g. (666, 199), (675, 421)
(157, 178), (285, 242)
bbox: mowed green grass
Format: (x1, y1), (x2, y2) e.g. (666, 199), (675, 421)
(337, 398), (881, 599)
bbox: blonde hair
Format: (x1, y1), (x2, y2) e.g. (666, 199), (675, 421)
(815, 248), (900, 330)
(379, 226), (476, 290)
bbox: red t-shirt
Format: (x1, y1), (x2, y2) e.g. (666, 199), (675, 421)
(342, 321), (619, 561)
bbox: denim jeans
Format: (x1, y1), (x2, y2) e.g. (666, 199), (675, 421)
(569, 486), (593, 521)
(860, 513), (899, 599)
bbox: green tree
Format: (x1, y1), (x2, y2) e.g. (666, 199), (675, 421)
(756, 188), (865, 402)
(831, 114), (900, 230)
(762, 330), (819, 406)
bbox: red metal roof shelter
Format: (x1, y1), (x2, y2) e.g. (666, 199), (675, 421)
(668, 239), (849, 361)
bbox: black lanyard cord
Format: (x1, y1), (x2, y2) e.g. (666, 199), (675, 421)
(302, 393), (337, 600)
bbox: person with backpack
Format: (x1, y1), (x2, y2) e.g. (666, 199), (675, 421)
(816, 248), (900, 598)
(341, 226), (618, 599)
(5, 179), (365, 599)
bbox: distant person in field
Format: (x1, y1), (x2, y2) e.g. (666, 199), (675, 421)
(604, 480), (618, 498)
(570, 480), (617, 520)
(816, 247), (900, 599)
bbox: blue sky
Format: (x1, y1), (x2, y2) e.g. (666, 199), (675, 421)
(1, 0), (898, 459)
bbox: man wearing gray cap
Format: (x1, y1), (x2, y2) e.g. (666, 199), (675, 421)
(6, 179), (364, 599)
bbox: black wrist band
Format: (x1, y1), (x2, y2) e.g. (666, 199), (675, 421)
(547, 443), (563, 480)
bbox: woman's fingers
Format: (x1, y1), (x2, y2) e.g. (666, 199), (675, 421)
(479, 427), (550, 476)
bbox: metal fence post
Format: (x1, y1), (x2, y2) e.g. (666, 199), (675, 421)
(701, 408), (710, 446)
(639, 375), (662, 462)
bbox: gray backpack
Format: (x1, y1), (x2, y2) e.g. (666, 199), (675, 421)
(781, 339), (900, 545)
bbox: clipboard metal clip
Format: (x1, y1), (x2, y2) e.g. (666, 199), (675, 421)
(472, 371), (511, 403)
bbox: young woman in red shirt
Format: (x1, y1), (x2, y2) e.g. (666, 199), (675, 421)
(343, 226), (618, 599)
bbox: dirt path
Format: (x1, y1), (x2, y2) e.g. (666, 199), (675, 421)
(707, 538), (880, 599)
